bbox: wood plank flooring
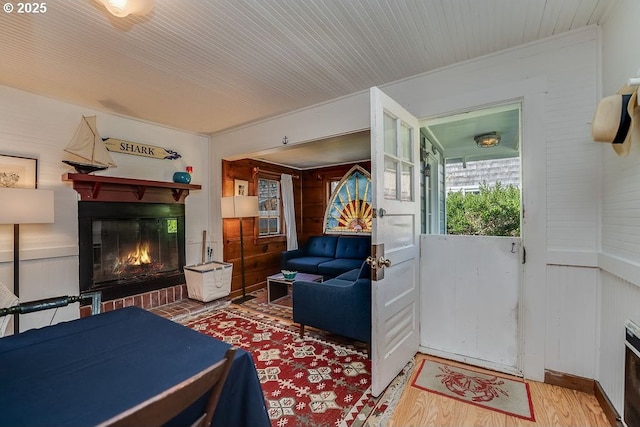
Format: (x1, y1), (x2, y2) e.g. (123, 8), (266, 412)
(389, 354), (610, 427)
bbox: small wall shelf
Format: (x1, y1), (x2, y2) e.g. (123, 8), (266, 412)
(62, 173), (201, 203)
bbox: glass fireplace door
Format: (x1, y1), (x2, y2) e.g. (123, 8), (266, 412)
(93, 217), (179, 285)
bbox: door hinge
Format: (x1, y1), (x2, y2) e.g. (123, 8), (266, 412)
(371, 208), (386, 218)
(522, 246), (526, 264)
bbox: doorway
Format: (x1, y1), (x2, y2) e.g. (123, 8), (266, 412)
(419, 102), (524, 376)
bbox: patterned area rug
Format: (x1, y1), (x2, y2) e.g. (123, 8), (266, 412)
(243, 288), (294, 320)
(411, 359), (535, 421)
(182, 305), (411, 427)
(241, 289), (368, 354)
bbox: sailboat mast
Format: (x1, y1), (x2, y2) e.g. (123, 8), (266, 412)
(84, 116), (96, 164)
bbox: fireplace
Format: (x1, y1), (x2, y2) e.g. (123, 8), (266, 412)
(78, 201), (186, 302)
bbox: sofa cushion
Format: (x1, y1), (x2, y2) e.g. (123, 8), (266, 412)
(317, 258), (365, 277)
(322, 278), (353, 287)
(335, 235), (370, 260)
(335, 268), (360, 282)
(305, 236), (339, 258)
(334, 261), (370, 281)
(286, 256), (334, 274)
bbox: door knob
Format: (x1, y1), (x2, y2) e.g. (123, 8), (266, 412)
(366, 256), (376, 266)
(378, 257), (391, 268)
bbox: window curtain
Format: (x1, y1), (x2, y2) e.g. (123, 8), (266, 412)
(281, 174), (298, 250)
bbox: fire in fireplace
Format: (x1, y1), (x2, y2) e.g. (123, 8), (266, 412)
(112, 241), (156, 275)
(78, 201), (186, 301)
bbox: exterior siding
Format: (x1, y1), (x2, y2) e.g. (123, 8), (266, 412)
(446, 157), (521, 193)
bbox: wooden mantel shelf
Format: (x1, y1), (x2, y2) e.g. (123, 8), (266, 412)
(62, 173), (202, 203)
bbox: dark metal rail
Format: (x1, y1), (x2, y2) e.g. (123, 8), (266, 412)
(0, 292), (102, 318)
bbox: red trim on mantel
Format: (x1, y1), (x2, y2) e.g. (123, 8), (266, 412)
(62, 173), (201, 203)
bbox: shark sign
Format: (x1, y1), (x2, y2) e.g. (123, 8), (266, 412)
(103, 138), (182, 160)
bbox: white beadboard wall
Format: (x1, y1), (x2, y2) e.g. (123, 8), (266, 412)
(545, 265), (599, 378)
(0, 85), (210, 332)
(212, 27), (602, 381)
(599, 271), (640, 412)
(545, 46), (600, 253)
(597, 0), (640, 416)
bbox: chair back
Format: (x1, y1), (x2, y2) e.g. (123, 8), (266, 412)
(98, 346), (237, 427)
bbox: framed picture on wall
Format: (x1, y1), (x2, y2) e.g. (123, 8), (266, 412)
(0, 154), (37, 189)
(234, 179), (248, 196)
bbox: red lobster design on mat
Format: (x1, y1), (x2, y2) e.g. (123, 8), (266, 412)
(436, 366), (509, 402)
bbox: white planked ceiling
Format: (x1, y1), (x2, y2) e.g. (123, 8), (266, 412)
(252, 130), (371, 169)
(0, 0), (617, 137)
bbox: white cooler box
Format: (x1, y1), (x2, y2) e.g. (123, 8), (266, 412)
(184, 261), (232, 302)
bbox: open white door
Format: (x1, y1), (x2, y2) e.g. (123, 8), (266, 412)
(370, 87), (420, 397)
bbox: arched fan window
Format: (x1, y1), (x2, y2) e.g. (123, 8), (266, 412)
(323, 165), (372, 234)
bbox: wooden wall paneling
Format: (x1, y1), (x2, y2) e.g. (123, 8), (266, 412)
(303, 203), (327, 218)
(221, 159), (370, 297)
(300, 162), (371, 243)
(221, 159), (299, 296)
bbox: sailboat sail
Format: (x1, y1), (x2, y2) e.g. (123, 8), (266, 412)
(63, 116), (117, 171)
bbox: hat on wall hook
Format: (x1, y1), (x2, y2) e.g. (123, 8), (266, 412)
(282, 136), (288, 145)
(591, 85), (638, 157)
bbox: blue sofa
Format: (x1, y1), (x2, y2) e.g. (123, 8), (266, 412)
(281, 235), (371, 278)
(292, 261), (371, 353)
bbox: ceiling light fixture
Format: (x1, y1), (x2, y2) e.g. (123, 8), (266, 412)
(474, 132), (501, 148)
(96, 0), (153, 17)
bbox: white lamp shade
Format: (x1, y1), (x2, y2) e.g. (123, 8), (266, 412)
(221, 196), (259, 219)
(0, 188), (54, 224)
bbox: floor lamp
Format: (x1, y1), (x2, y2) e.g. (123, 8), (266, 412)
(222, 195), (259, 304)
(0, 188), (55, 334)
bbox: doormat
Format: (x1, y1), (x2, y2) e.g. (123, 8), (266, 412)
(183, 306), (412, 427)
(411, 359), (535, 421)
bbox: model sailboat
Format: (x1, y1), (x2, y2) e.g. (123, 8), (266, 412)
(62, 116), (117, 174)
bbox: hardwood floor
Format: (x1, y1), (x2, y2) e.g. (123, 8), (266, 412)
(389, 354), (610, 427)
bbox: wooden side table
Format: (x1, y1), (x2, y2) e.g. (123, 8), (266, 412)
(266, 272), (323, 304)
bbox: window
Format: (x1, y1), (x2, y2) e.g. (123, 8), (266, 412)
(258, 177), (281, 236)
(444, 158), (521, 237)
(323, 165), (372, 234)
(329, 180), (340, 198)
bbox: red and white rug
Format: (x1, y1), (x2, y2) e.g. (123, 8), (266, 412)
(183, 306), (410, 427)
(411, 359), (535, 421)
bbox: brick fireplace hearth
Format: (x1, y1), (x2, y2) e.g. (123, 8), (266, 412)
(80, 284), (188, 318)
